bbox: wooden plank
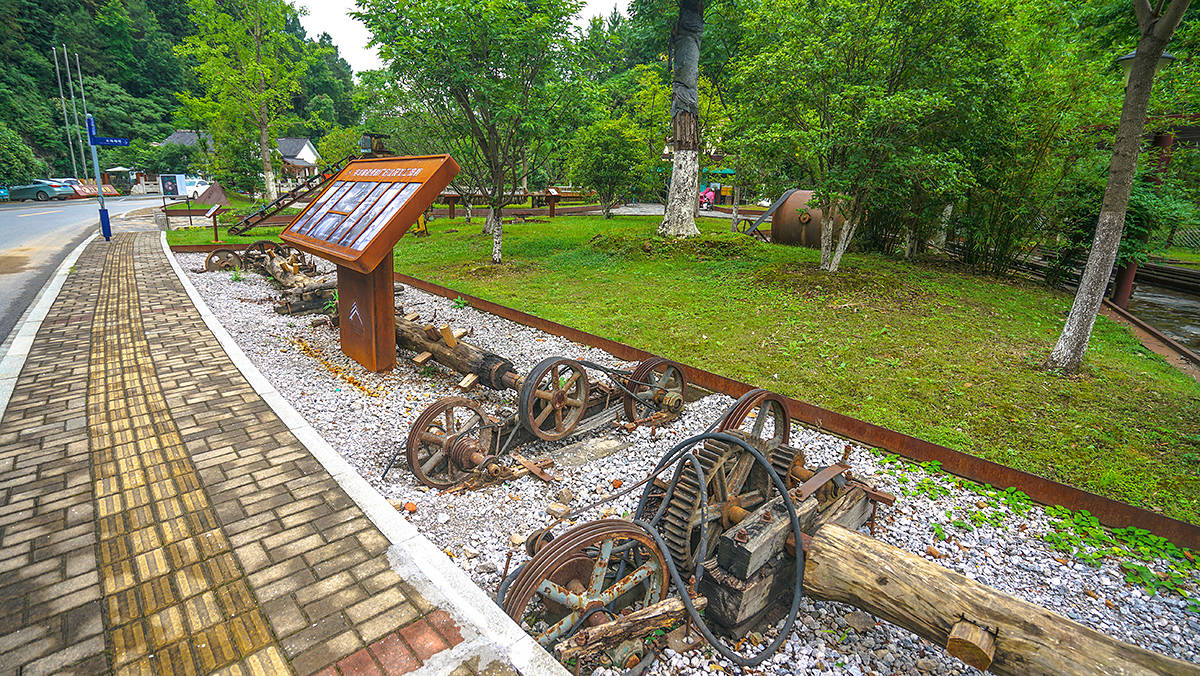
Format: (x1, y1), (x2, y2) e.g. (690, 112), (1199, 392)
(458, 373), (479, 390)
(404, 312), (420, 322)
(439, 324), (458, 348)
(412, 351), (433, 365)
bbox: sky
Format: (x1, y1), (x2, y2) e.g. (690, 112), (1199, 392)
(293, 0), (627, 74)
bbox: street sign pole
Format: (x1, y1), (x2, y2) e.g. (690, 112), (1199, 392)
(85, 114), (128, 241)
(86, 115), (110, 241)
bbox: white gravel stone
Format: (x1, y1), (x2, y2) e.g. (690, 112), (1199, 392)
(178, 253), (1200, 675)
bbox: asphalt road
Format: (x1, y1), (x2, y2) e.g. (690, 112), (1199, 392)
(0, 195), (160, 344)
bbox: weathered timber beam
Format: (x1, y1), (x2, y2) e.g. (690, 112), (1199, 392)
(393, 314), (518, 390)
(555, 596), (706, 662)
(802, 525), (1200, 676)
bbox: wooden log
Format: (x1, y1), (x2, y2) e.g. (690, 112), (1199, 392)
(803, 525), (1200, 676)
(261, 251), (317, 289)
(555, 596), (706, 662)
(948, 619), (996, 671)
(394, 314), (518, 390)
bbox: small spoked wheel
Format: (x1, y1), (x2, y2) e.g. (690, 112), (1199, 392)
(622, 357), (687, 423)
(405, 397), (494, 489)
(204, 249), (242, 272)
(717, 388), (791, 448)
(519, 357), (589, 441)
(242, 240), (282, 269)
(501, 519), (666, 658)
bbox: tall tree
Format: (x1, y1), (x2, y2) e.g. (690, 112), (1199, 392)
(1045, 0), (1192, 373)
(356, 0), (580, 263)
(177, 0), (308, 201)
(659, 0), (704, 237)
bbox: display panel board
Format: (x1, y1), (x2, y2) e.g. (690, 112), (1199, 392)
(280, 155), (459, 275)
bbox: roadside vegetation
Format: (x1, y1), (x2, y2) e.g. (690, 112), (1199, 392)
(382, 214), (1200, 523)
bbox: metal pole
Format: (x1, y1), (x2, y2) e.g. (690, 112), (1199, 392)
(62, 45), (87, 180)
(75, 53), (89, 119)
(51, 47), (79, 179)
(88, 115), (111, 241)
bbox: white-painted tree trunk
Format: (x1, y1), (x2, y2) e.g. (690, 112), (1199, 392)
(464, 202), (473, 224)
(819, 201), (837, 270)
(259, 123), (277, 202)
(660, 149), (700, 237)
(488, 209), (503, 263)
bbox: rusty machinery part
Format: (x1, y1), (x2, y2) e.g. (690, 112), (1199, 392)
(621, 357), (687, 423)
(204, 249), (241, 272)
(241, 240), (283, 269)
(519, 357), (590, 441)
(646, 432), (779, 571)
(500, 519), (667, 668)
(716, 388), (802, 479)
(405, 396), (498, 489)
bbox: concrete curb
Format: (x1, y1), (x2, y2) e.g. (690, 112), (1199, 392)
(0, 233), (98, 419)
(161, 234), (567, 676)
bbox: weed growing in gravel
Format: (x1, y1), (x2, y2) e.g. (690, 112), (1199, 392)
(324, 290), (338, 313)
(452, 295), (469, 309)
(230, 268), (243, 282)
(1042, 505), (1200, 611)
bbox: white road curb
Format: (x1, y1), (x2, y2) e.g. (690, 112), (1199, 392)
(0, 233), (98, 420)
(160, 234), (567, 676)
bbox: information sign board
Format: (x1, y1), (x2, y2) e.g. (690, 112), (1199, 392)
(280, 155), (460, 373)
(160, 174), (186, 198)
(204, 204), (221, 218)
(280, 155), (459, 275)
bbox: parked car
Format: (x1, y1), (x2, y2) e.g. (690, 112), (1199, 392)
(7, 180), (76, 201)
(185, 177), (210, 199)
(0, 187), (9, 201)
(50, 178), (82, 187)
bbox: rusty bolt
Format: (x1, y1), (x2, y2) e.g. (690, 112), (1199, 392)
(734, 529), (748, 543)
(576, 635), (587, 645)
(761, 510), (774, 523)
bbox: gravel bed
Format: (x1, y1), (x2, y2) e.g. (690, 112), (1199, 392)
(178, 254), (1200, 675)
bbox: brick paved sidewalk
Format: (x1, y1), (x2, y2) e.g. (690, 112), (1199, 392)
(0, 233), (543, 675)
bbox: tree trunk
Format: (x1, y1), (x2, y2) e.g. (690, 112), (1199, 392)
(827, 199), (861, 272)
(803, 524), (1200, 676)
(732, 185), (740, 223)
(659, 0), (703, 239)
(1045, 14), (1184, 372)
(489, 207), (503, 263)
(464, 201), (473, 224)
(819, 201), (836, 269)
(259, 122), (277, 202)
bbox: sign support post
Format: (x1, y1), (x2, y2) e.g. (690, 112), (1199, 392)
(85, 114), (129, 242)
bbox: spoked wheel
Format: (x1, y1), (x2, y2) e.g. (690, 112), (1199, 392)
(204, 249), (242, 272)
(405, 397), (495, 489)
(622, 357), (687, 423)
(716, 388), (801, 477)
(242, 240), (282, 270)
(647, 434), (774, 571)
(519, 357), (589, 441)
(502, 519), (667, 662)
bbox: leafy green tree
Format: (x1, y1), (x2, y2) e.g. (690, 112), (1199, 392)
(1047, 0), (1192, 373)
(177, 0), (309, 201)
(357, 0), (582, 263)
(568, 120), (642, 218)
(316, 125), (362, 164)
(0, 122), (46, 186)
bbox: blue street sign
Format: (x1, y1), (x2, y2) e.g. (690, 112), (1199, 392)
(86, 115), (97, 137)
(92, 136), (130, 147)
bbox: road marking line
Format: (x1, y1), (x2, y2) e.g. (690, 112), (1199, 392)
(16, 210), (62, 217)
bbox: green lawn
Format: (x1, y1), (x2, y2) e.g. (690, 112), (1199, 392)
(165, 225), (286, 246)
(387, 214), (1200, 524)
(1162, 247), (1200, 269)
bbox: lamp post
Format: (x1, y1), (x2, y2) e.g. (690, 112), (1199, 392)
(1115, 50), (1175, 86)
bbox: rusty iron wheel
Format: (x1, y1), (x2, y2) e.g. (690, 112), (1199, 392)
(717, 388), (800, 479)
(405, 396), (494, 489)
(502, 519), (666, 651)
(242, 240), (283, 270)
(518, 357), (589, 441)
(204, 249), (241, 272)
(622, 357), (687, 423)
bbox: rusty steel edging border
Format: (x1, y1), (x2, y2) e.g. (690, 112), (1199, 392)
(391, 272), (1200, 550)
(162, 241), (1200, 549)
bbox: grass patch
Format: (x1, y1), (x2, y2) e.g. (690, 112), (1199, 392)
(391, 214), (1200, 524)
(1160, 246), (1200, 269)
(165, 225), (285, 246)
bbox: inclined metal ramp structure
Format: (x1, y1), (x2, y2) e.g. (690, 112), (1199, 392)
(227, 154), (357, 235)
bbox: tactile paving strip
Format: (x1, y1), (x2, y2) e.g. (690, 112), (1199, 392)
(87, 235), (290, 675)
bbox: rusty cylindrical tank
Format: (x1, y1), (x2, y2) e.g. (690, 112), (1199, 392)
(770, 190), (842, 247)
